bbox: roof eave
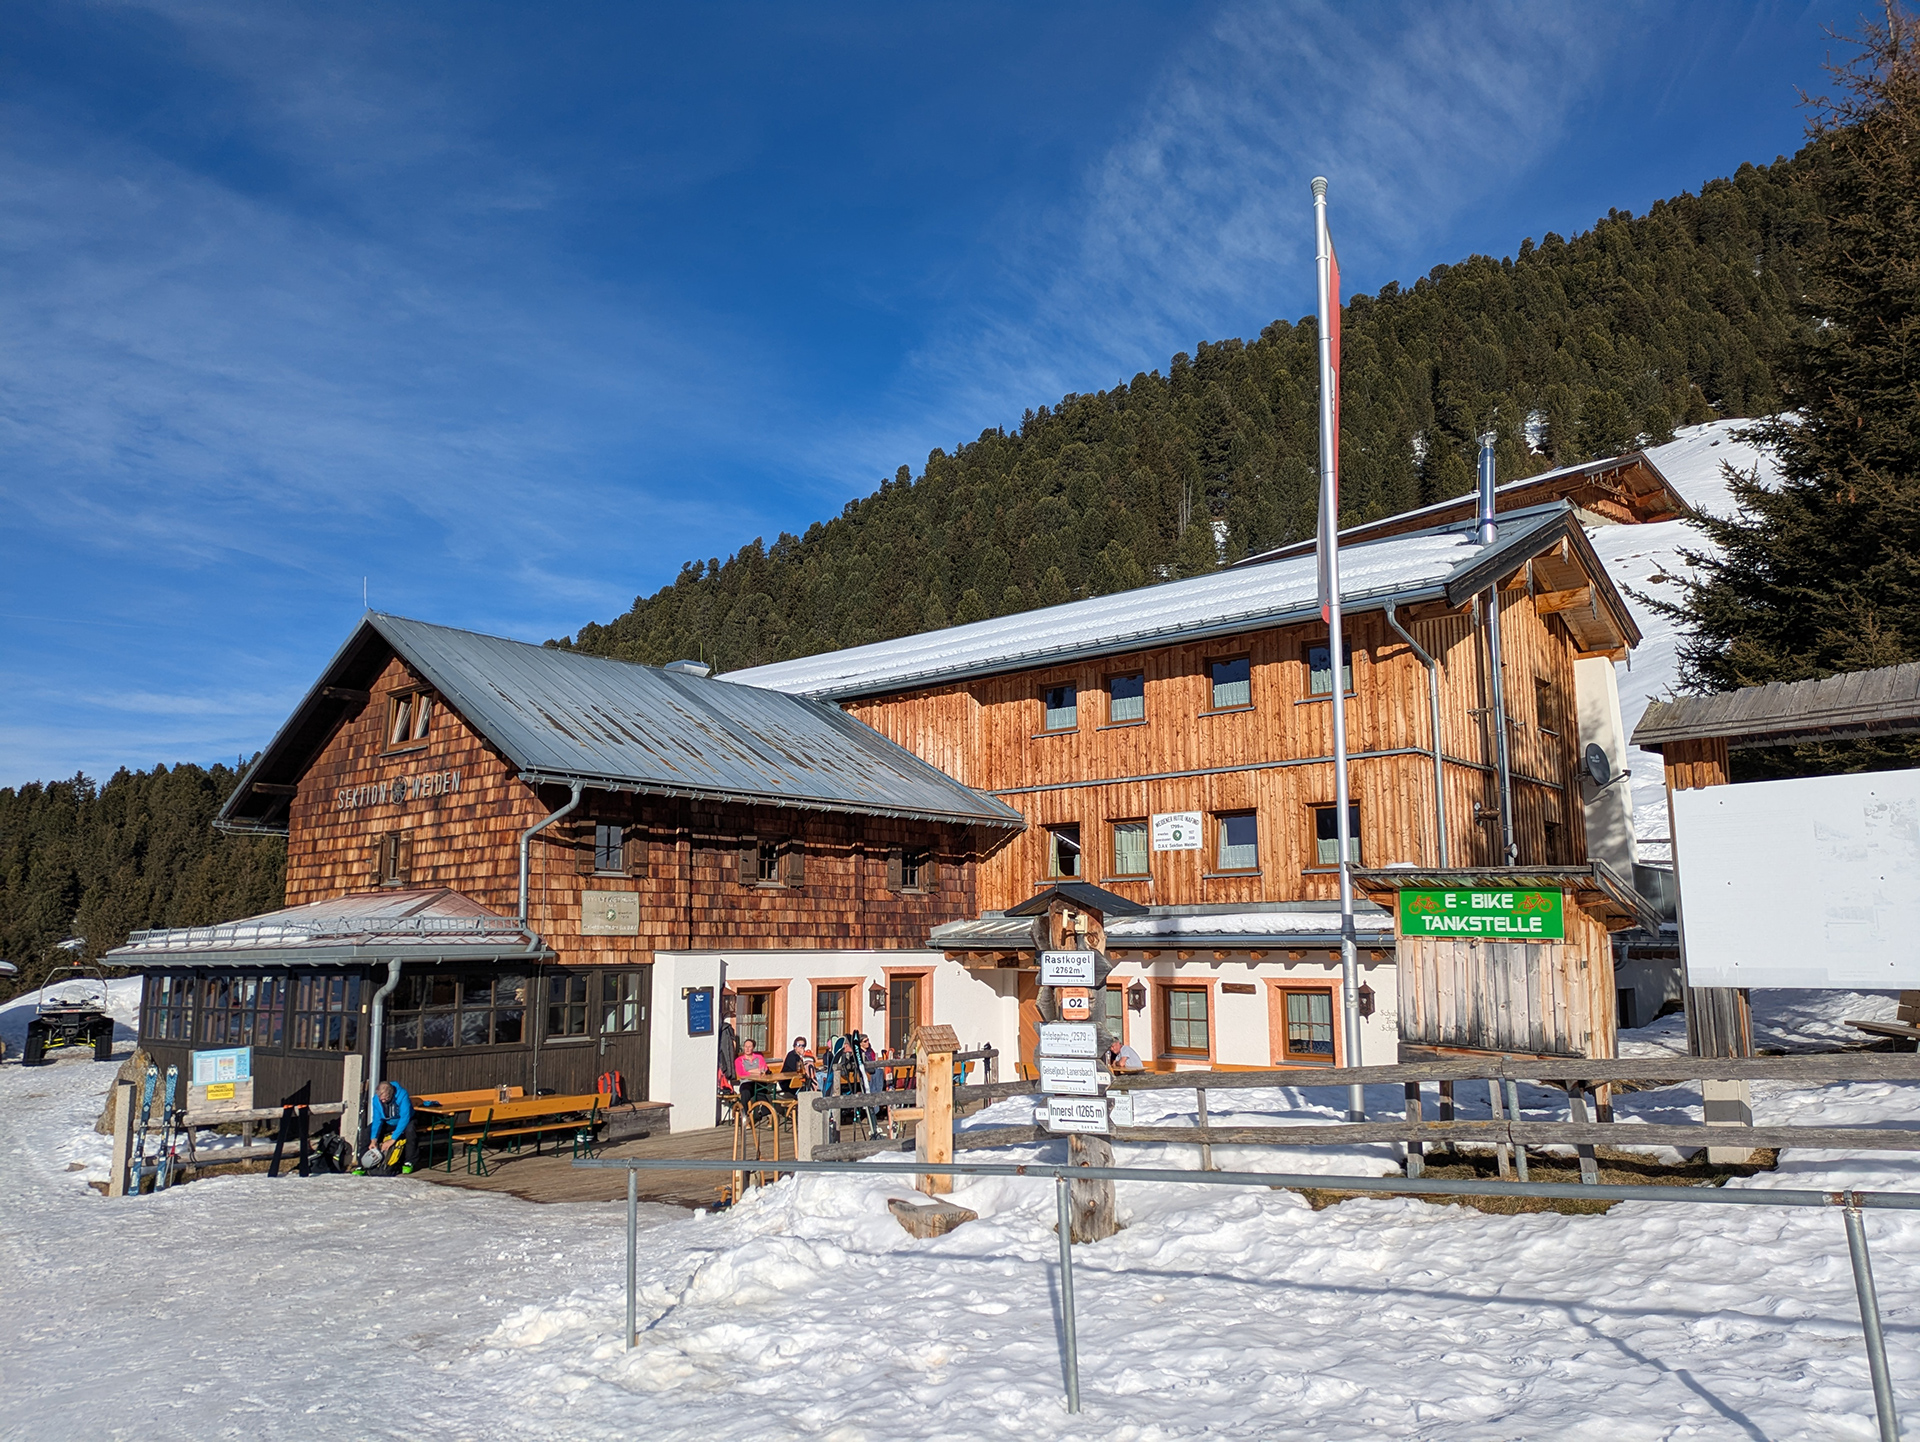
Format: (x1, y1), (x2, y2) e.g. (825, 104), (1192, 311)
(514, 769), (1027, 830)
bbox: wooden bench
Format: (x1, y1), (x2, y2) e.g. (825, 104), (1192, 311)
(413, 1088), (525, 1169)
(452, 1094), (604, 1176)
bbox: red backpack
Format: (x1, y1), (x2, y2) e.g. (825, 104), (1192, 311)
(596, 1070), (627, 1103)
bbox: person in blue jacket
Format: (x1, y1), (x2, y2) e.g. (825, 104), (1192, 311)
(362, 1079), (416, 1174)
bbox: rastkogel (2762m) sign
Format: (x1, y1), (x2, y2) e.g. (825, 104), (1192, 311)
(1398, 888), (1565, 941)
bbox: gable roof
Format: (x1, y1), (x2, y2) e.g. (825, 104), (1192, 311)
(219, 614), (1026, 834)
(1631, 662), (1920, 753)
(727, 501), (1638, 701)
(1230, 449), (1691, 567)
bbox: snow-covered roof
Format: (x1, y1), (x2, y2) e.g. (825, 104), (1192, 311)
(930, 900), (1394, 955)
(104, 888), (549, 968)
(730, 502), (1605, 701)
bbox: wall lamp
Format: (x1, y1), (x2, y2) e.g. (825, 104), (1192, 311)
(1126, 981), (1148, 1012)
(1357, 983), (1376, 1018)
(869, 980), (888, 1012)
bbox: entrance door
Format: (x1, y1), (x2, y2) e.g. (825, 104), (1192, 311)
(1017, 972), (1041, 1080)
(595, 967), (652, 1101)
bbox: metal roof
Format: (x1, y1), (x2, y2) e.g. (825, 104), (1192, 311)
(219, 614), (1027, 832)
(1349, 861), (1661, 934)
(727, 502), (1637, 701)
(103, 889), (550, 969)
(1003, 882), (1150, 918)
(1631, 663), (1920, 753)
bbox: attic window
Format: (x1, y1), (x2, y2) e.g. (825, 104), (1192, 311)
(385, 690), (433, 750)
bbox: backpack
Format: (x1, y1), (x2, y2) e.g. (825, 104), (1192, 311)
(597, 1070), (627, 1103)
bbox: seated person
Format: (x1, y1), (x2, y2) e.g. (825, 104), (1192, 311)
(1106, 1037), (1145, 1073)
(734, 1040), (774, 1101)
(780, 1036), (818, 1093)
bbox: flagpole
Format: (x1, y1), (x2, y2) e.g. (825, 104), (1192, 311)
(1313, 176), (1365, 1123)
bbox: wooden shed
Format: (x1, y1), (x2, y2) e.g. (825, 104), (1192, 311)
(1354, 863), (1659, 1060)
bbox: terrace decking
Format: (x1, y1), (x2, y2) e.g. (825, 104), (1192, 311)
(419, 1124), (739, 1207)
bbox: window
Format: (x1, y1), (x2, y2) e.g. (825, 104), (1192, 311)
(888, 847), (935, 893)
(1307, 642), (1354, 696)
(389, 973), (527, 1051)
(1279, 988), (1336, 1064)
(1161, 986), (1210, 1057)
(1215, 812), (1259, 872)
(547, 973), (589, 1039)
(1108, 673), (1146, 723)
(1106, 983), (1128, 1044)
(595, 824), (626, 874)
(1535, 677), (1562, 738)
(757, 840), (781, 882)
(600, 971), (647, 1034)
(735, 988), (776, 1055)
(1043, 683), (1078, 731)
(1048, 824), (1083, 878)
(293, 973), (364, 1052)
(1209, 656), (1251, 709)
(742, 837), (802, 887)
(888, 974), (925, 1054)
(198, 974), (286, 1048)
(1313, 804), (1362, 866)
(900, 847), (930, 891)
(142, 975), (194, 1042)
(378, 832), (413, 886)
(1111, 820), (1149, 877)
(815, 986), (851, 1050)
(385, 690), (432, 750)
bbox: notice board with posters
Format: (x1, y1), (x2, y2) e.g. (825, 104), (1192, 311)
(189, 1046), (255, 1116)
(1673, 768), (1920, 988)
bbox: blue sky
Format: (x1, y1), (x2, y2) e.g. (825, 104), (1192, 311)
(0, 0), (1861, 787)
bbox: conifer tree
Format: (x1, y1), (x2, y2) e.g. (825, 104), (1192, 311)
(1668, 9), (1920, 775)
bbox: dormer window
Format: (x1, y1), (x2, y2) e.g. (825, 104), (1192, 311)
(385, 690), (433, 750)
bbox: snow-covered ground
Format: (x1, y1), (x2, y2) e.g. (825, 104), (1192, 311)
(7, 986), (1920, 1441)
(1597, 419), (1784, 855)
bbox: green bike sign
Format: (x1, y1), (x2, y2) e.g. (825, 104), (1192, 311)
(1398, 888), (1565, 941)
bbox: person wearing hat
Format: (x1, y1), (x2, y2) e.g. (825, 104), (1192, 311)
(360, 1079), (417, 1174)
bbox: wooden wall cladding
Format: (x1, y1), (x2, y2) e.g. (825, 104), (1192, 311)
(849, 594), (1589, 913)
(285, 653), (986, 957)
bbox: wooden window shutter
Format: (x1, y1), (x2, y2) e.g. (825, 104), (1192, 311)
(783, 841), (804, 887)
(576, 820), (595, 875)
(923, 856), (939, 892)
(396, 833), (414, 883)
(738, 840), (757, 886)
(886, 847), (903, 891)
(625, 831), (648, 878)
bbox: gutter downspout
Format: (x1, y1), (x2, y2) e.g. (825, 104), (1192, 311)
(365, 956), (404, 1132)
(1477, 435), (1518, 865)
(1386, 604), (1450, 868)
(519, 782), (585, 929)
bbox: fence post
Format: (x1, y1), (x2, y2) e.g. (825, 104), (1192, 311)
(796, 1095), (825, 1161)
(1487, 1079), (1512, 1180)
(108, 1080), (133, 1199)
(916, 1033), (955, 1196)
(1569, 1081), (1599, 1185)
(1055, 1173), (1081, 1414)
(1844, 1201), (1899, 1442)
(1196, 1088), (1213, 1172)
(1504, 1078), (1530, 1182)
(1404, 1082), (1424, 1178)
(340, 1052), (365, 1153)
(1437, 1080), (1455, 1160)
(626, 1167), (638, 1353)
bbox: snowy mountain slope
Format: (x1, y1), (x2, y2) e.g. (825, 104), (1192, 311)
(1589, 419), (1784, 855)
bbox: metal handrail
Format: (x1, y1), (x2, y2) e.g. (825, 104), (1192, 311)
(579, 1155), (1909, 1437)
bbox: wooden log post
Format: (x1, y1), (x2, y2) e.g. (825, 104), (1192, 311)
(340, 1052), (365, 1154)
(1437, 1079), (1455, 1159)
(1067, 1132), (1117, 1242)
(1486, 1078), (1513, 1180)
(108, 1080), (134, 1199)
(913, 1024), (959, 1196)
(1404, 1082), (1424, 1178)
(1569, 1081), (1600, 1184)
(1196, 1087), (1213, 1171)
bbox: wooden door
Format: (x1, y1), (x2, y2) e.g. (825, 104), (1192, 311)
(594, 967), (652, 1101)
(1017, 972), (1041, 1080)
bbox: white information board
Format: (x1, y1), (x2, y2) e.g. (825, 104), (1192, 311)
(1673, 768), (1920, 988)
(1042, 1096), (1110, 1134)
(1039, 950), (1096, 987)
(1153, 812), (1203, 851)
(1038, 1022), (1099, 1058)
(1039, 1057), (1107, 1096)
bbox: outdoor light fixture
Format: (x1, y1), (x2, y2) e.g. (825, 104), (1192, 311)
(1357, 983), (1376, 1018)
(1126, 981), (1147, 1012)
(869, 980), (888, 1011)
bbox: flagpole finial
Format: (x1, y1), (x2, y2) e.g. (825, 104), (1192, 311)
(1311, 176), (1328, 200)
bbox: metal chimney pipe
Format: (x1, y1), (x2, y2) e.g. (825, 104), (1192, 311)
(1476, 432), (1498, 545)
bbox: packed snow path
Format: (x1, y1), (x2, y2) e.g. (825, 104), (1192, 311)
(8, 994), (1920, 1440)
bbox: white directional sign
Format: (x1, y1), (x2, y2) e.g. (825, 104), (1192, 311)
(1039, 950), (1097, 987)
(1038, 1022), (1099, 1059)
(1152, 812), (1203, 851)
(1042, 1096), (1110, 1134)
(1039, 1057), (1109, 1096)
(1107, 1090), (1134, 1126)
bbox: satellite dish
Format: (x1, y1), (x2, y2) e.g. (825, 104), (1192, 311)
(1583, 743), (1612, 788)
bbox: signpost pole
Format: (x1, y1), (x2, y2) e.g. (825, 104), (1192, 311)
(1055, 1172), (1082, 1414)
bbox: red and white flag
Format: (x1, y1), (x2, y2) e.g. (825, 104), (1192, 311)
(1314, 185), (1342, 623)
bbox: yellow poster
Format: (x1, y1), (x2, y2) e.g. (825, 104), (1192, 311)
(207, 1082), (235, 1101)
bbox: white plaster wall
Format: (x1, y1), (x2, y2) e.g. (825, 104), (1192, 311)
(650, 950), (1022, 1131)
(1105, 952), (1400, 1069)
(1575, 654), (1638, 876)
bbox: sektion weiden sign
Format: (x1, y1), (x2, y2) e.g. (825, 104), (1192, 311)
(1397, 888), (1565, 941)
